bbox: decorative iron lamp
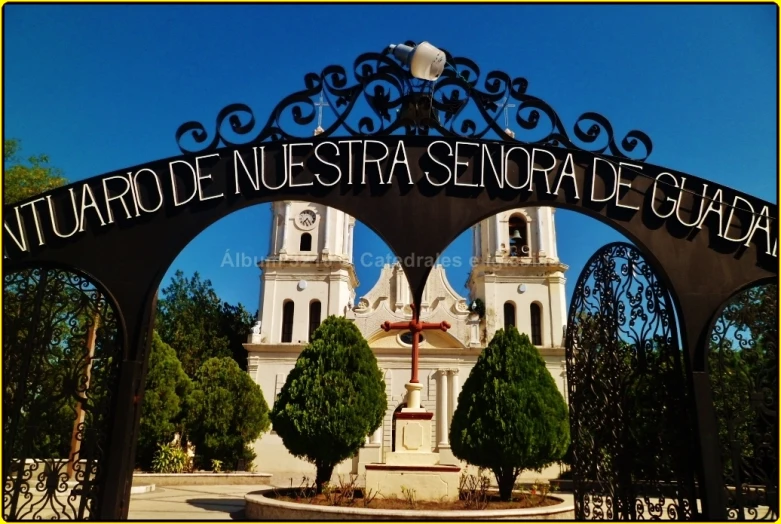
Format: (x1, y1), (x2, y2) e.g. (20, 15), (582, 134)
(388, 41), (445, 81)
(388, 41), (445, 129)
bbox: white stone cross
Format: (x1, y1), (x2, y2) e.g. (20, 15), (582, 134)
(501, 96), (516, 129)
(314, 92), (329, 129)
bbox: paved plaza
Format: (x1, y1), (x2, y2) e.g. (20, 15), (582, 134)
(127, 485), (268, 520)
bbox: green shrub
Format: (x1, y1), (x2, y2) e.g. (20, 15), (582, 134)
(271, 316), (386, 492)
(186, 357), (270, 470)
(151, 443), (189, 473)
(450, 327), (569, 500)
(137, 331), (192, 470)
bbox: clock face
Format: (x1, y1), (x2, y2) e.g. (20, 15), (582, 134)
(296, 210), (317, 230)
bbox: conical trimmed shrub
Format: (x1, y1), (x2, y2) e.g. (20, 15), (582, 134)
(450, 327), (569, 500)
(270, 316), (386, 491)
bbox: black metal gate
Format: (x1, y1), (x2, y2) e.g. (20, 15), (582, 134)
(708, 283), (778, 521)
(564, 242), (697, 520)
(2, 267), (123, 520)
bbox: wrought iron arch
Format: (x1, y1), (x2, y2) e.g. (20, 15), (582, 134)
(565, 241), (697, 520)
(694, 276), (779, 373)
(706, 281), (778, 520)
(1, 42), (775, 520)
(2, 265), (125, 520)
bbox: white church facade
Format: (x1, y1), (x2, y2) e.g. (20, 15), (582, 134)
(244, 201), (569, 482)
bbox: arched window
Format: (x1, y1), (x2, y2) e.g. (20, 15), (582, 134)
(300, 233), (312, 252)
(308, 300), (322, 341)
(508, 215), (528, 257)
(530, 303), (542, 346)
(281, 301), (294, 343)
(504, 302), (516, 330)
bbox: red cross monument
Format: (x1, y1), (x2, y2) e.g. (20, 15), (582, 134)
(381, 304), (451, 409)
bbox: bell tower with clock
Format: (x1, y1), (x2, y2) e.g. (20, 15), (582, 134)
(251, 201), (359, 346)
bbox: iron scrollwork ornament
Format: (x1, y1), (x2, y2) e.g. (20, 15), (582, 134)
(709, 283), (778, 521)
(2, 268), (122, 520)
(175, 41), (653, 161)
(564, 242), (697, 521)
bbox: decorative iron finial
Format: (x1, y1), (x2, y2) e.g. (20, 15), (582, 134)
(175, 41), (653, 162)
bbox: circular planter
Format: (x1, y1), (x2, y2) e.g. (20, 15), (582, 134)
(245, 487), (575, 520)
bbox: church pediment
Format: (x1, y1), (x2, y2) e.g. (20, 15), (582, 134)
(365, 327), (467, 351)
(351, 264), (472, 347)
(353, 264), (469, 318)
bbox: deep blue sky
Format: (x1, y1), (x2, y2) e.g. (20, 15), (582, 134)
(4, 4), (777, 315)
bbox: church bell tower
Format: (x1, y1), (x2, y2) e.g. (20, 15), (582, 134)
(252, 201), (359, 345)
(467, 207), (568, 348)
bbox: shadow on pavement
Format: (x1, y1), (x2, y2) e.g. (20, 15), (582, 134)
(185, 498), (246, 519)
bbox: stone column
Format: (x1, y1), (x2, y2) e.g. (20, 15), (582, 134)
(560, 360), (568, 403)
(323, 207), (331, 255)
(247, 355), (260, 383)
(494, 214), (502, 256)
(359, 387), (384, 475)
(448, 369), (460, 426)
(348, 222), (354, 260)
(467, 314), (481, 348)
(268, 206), (276, 256)
(271, 205), (279, 255)
(476, 223), (482, 259)
(371, 424), (383, 445)
(437, 370), (449, 447)
(395, 265), (404, 311)
(342, 213), (350, 258)
(536, 209), (546, 258)
(549, 274), (567, 347)
(547, 208), (557, 259)
(280, 201), (291, 254)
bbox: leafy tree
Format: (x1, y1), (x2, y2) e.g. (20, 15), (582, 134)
(3, 269), (116, 461)
(708, 283), (777, 484)
(156, 271), (232, 376)
(186, 357), (270, 470)
(156, 271), (256, 375)
(219, 302), (255, 372)
(450, 327), (570, 500)
(3, 138), (67, 204)
(136, 331), (192, 470)
(2, 141), (72, 458)
(270, 316), (386, 492)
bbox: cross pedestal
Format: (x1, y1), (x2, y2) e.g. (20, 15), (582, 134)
(364, 305), (461, 501)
